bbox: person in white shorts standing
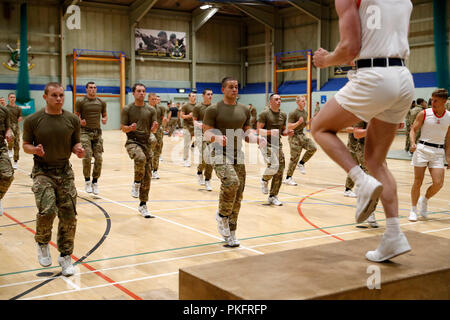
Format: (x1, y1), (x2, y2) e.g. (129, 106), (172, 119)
(311, 0), (414, 262)
(409, 89), (450, 221)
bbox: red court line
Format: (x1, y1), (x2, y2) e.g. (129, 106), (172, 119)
(3, 211), (142, 300)
(297, 186), (345, 241)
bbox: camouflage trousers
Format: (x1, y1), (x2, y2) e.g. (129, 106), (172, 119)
(286, 134), (317, 177)
(183, 126), (195, 160)
(404, 126), (420, 152)
(0, 146), (14, 200)
(7, 126), (20, 162)
(32, 162), (77, 256)
(80, 128), (103, 179)
(345, 141), (366, 190)
(214, 161), (246, 231)
(168, 118), (178, 137)
(151, 129), (163, 171)
(126, 142), (152, 202)
(260, 145), (285, 197)
(197, 140), (213, 180)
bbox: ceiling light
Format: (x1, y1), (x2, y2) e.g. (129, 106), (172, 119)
(200, 4), (212, 10)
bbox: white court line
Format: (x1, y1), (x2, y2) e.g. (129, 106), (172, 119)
(0, 248), (242, 289)
(18, 217), (450, 300)
(77, 189), (265, 256)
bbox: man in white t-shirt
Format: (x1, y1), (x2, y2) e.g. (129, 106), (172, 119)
(311, 0), (414, 262)
(408, 89), (450, 221)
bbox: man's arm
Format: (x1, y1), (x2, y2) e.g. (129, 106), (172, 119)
(23, 141), (45, 156)
(313, 0), (361, 68)
(409, 111), (425, 152)
(203, 123), (226, 146)
(445, 126), (450, 169)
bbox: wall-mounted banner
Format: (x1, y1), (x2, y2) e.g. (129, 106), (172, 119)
(135, 28), (186, 59)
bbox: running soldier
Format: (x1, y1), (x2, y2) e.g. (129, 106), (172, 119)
(193, 88), (214, 191)
(181, 92), (196, 167)
(75, 81), (107, 195)
(167, 102), (179, 137)
(23, 82), (85, 276)
(0, 101), (14, 215)
(258, 93), (294, 205)
(203, 76), (264, 247)
(121, 83), (158, 218)
(285, 95), (317, 185)
(6, 93), (22, 169)
(149, 93), (164, 179)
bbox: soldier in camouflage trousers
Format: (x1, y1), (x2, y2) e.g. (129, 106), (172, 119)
(285, 95), (317, 186)
(0, 103), (14, 215)
(343, 121), (378, 228)
(23, 82), (85, 276)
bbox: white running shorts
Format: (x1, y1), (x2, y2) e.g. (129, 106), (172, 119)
(411, 143), (445, 168)
(335, 66), (415, 124)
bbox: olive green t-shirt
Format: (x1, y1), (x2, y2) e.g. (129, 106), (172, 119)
(258, 108), (287, 147)
(6, 104), (22, 128)
(23, 108), (81, 166)
(150, 104), (165, 126)
(75, 96), (106, 129)
(181, 103), (196, 128)
(121, 103), (157, 145)
(0, 105), (11, 147)
(193, 103), (211, 122)
(288, 108), (308, 135)
(203, 101), (250, 161)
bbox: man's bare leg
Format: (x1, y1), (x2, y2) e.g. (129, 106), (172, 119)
(310, 97), (362, 172)
(311, 97), (383, 223)
(364, 118), (411, 261)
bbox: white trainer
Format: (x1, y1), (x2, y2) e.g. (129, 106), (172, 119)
(297, 163), (306, 174)
(344, 190), (357, 198)
(0, 200), (3, 216)
(92, 182), (99, 195)
(367, 213), (379, 228)
(261, 179), (269, 194)
(205, 180), (212, 191)
(12, 161), (18, 169)
(131, 182), (140, 198)
(58, 255), (75, 276)
(268, 195), (282, 206)
(408, 211), (418, 222)
(216, 212), (230, 237)
(138, 204), (154, 218)
(37, 243), (52, 267)
(355, 175), (383, 224)
(197, 174), (205, 185)
(85, 181), (92, 193)
(366, 233), (411, 262)
(183, 160), (191, 167)
(284, 177), (297, 186)
(225, 230), (240, 247)
(152, 171), (160, 179)
(418, 196), (428, 218)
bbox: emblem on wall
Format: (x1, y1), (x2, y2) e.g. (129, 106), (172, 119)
(2, 41), (35, 72)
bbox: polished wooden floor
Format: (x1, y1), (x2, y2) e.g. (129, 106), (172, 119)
(1, 130), (449, 300)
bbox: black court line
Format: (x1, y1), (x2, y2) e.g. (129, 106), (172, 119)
(9, 195), (111, 300)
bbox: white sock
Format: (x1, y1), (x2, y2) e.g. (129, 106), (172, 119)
(348, 166), (365, 186)
(385, 217), (401, 238)
(411, 206), (417, 213)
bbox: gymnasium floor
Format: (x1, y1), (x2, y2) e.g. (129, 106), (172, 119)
(0, 130), (449, 300)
